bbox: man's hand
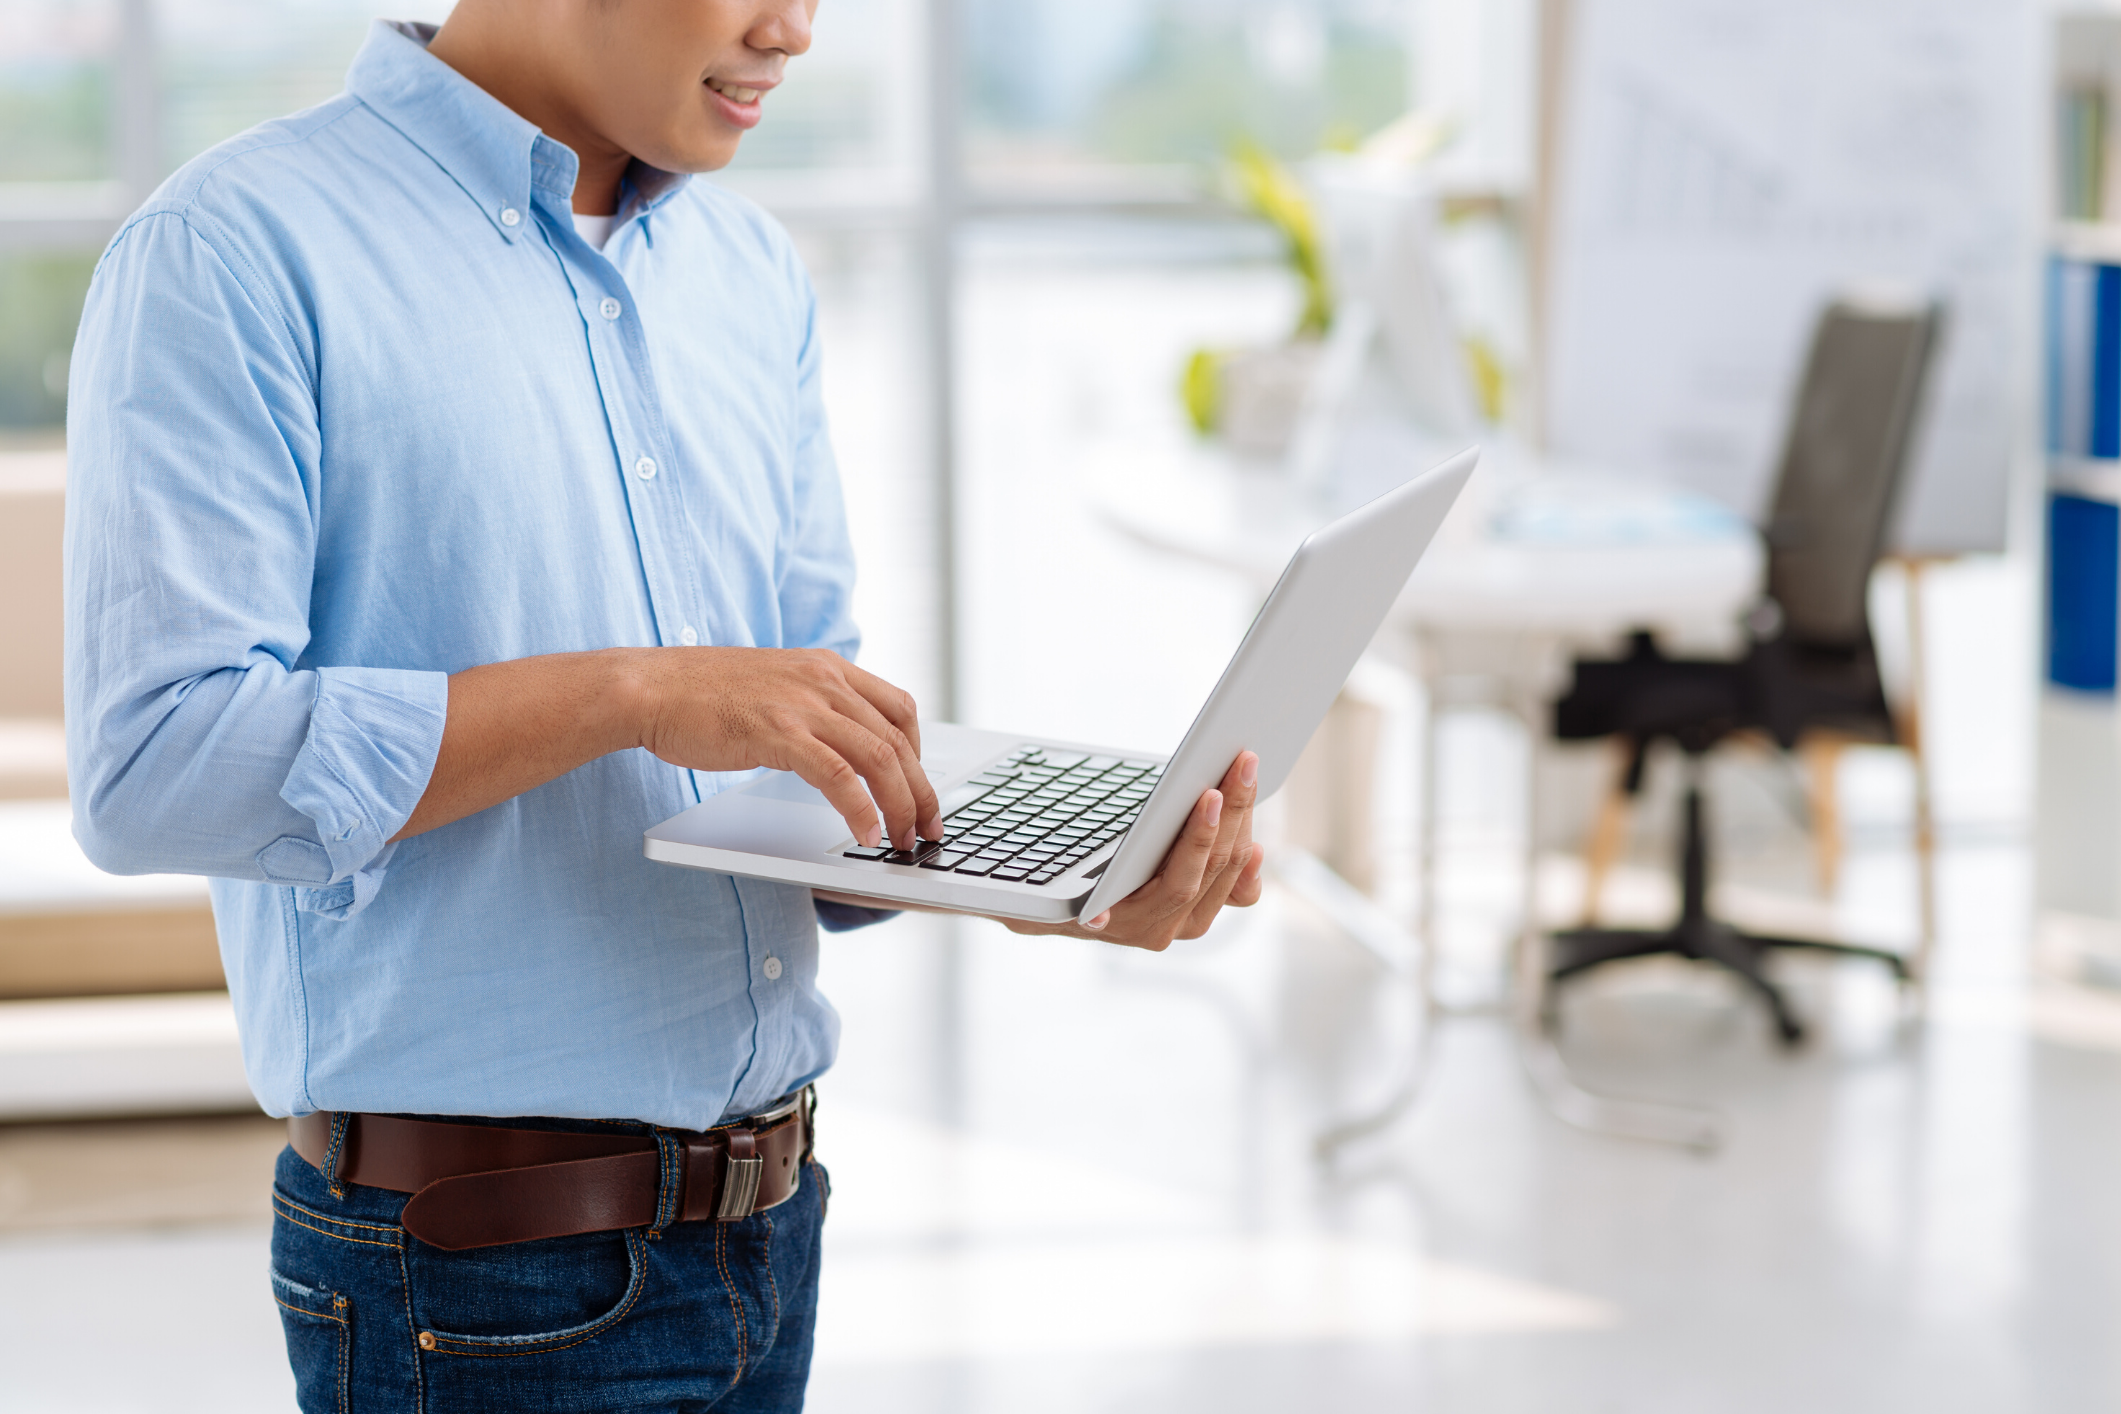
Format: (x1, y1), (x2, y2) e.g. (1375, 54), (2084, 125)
(818, 750), (1268, 951)
(1002, 750), (1265, 950)
(634, 647), (942, 849)
(392, 646), (942, 848)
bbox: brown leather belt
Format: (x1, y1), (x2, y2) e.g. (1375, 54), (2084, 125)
(289, 1090), (813, 1251)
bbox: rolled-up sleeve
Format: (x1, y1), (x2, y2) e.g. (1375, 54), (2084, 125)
(65, 210), (446, 919)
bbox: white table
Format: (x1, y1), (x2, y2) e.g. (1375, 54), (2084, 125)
(1091, 434), (1764, 1150)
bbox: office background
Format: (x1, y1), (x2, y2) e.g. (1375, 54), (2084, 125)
(2, 1), (2117, 1411)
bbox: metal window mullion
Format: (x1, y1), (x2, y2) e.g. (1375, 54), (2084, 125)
(115, 0), (163, 206)
(921, 0), (962, 725)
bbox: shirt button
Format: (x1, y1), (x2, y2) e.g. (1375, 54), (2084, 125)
(762, 957), (783, 981)
(680, 626), (698, 646)
(634, 456), (658, 480)
(599, 297), (622, 320)
(499, 206), (521, 227)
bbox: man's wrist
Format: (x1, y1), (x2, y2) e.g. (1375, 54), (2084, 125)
(596, 648), (666, 756)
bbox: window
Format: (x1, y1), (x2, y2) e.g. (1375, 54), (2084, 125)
(966, 0), (1409, 189)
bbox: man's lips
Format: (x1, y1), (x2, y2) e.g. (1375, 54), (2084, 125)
(705, 75), (773, 130)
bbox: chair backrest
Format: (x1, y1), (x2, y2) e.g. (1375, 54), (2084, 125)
(1761, 299), (1944, 649)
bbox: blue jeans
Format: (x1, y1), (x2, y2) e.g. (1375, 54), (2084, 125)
(269, 1118), (827, 1413)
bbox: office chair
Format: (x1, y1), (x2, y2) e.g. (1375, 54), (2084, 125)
(1546, 299), (1945, 1045)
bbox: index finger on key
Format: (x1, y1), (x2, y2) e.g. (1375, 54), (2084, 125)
(830, 681), (944, 840)
(840, 663), (941, 837)
(786, 735), (886, 849)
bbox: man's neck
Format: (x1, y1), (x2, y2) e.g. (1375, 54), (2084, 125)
(426, 13), (629, 215)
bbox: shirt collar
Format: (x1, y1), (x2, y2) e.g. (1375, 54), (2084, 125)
(346, 20), (691, 243)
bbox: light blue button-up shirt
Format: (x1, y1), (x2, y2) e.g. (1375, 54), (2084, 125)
(64, 21), (879, 1128)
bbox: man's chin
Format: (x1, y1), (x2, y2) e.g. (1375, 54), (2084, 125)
(648, 136), (743, 177)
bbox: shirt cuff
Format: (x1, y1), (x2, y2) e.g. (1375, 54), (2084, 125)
(814, 899), (901, 933)
(272, 665), (449, 919)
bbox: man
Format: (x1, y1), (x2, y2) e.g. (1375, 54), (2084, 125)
(64, 0), (1263, 1408)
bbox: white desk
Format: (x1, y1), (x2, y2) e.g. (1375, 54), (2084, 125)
(1091, 436), (1763, 1150)
(1090, 435), (1760, 676)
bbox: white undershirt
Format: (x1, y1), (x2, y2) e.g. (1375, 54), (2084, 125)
(572, 211), (616, 250)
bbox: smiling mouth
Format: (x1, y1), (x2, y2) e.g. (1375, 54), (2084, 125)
(707, 77), (766, 104)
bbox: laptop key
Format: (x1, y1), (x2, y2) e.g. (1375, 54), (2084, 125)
(919, 851), (972, 871)
(992, 866), (1034, 881)
(842, 846), (892, 860)
(881, 839), (944, 865)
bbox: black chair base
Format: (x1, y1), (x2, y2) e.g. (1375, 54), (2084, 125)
(1550, 921), (1910, 1046)
(1548, 781), (1911, 1047)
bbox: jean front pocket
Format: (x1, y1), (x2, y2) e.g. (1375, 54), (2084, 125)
(408, 1226), (647, 1359)
(271, 1267), (351, 1414)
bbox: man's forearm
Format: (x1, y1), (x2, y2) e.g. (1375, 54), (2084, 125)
(393, 650), (650, 841)
(392, 645), (942, 849)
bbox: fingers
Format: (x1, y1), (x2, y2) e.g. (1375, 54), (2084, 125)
(1083, 751), (1265, 948)
(1146, 753), (1253, 916)
(1091, 787), (1222, 944)
(1200, 751), (1258, 880)
(1226, 841), (1266, 908)
(1161, 787), (1224, 903)
(1184, 840), (1251, 932)
(842, 659), (926, 764)
(639, 647), (942, 845)
(783, 734), (888, 848)
(820, 674), (944, 841)
(807, 713), (927, 850)
(1180, 840), (1265, 939)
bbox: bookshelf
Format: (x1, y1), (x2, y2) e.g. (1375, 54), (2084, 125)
(2039, 9), (2121, 935)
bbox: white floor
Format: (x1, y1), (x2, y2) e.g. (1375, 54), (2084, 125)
(2, 235), (2098, 1413)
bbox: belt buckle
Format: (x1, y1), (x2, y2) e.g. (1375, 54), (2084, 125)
(715, 1121), (769, 1221)
(718, 1150), (764, 1220)
(688, 1087), (808, 1223)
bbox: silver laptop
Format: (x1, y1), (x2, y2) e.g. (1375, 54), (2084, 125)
(645, 447), (1477, 924)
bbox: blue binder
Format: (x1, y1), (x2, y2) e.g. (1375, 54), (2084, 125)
(2050, 256), (2121, 460)
(2051, 491), (2120, 692)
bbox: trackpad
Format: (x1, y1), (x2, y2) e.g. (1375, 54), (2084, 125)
(742, 766), (969, 816)
(741, 771), (834, 808)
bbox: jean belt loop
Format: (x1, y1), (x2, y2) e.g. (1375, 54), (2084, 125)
(651, 1130), (683, 1232)
(322, 1112), (353, 1200)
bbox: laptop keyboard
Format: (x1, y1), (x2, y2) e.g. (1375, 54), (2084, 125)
(841, 745), (1163, 886)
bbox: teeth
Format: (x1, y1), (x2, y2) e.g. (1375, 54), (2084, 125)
(709, 80), (761, 103)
